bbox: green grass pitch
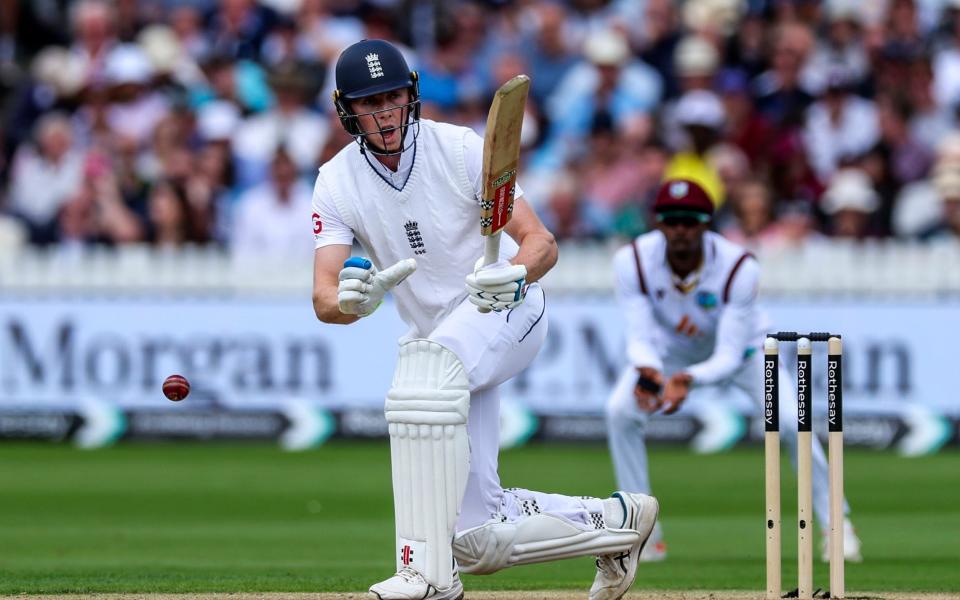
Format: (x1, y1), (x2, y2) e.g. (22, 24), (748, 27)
(0, 441), (957, 594)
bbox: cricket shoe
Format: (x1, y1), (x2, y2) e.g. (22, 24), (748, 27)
(589, 492), (660, 600)
(820, 518), (862, 563)
(638, 522), (667, 562)
(368, 567), (464, 600)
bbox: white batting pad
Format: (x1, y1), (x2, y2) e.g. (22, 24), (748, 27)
(452, 513), (641, 574)
(385, 339), (471, 590)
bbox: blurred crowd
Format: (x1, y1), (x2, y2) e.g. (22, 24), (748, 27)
(2, 0), (960, 260)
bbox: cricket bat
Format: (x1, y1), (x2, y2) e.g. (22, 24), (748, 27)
(477, 75), (530, 312)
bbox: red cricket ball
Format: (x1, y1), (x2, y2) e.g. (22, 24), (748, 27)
(162, 374), (190, 401)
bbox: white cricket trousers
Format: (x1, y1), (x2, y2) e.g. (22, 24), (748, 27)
(426, 284), (608, 531)
(605, 352), (849, 531)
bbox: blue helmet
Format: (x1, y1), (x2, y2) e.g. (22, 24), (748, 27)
(332, 39), (420, 154)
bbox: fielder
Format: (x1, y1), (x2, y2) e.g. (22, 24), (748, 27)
(606, 178), (861, 563)
(311, 39), (659, 600)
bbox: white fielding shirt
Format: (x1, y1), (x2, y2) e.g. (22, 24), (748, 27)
(312, 119), (521, 337)
(612, 230), (771, 385)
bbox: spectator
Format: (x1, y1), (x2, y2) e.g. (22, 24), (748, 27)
(102, 43), (170, 147)
(754, 22), (815, 127)
(205, 0), (276, 61)
(540, 172), (608, 240)
(717, 68), (775, 170)
(4, 0), (960, 254)
(638, 0), (683, 98)
(894, 135), (960, 236)
(802, 3), (870, 94)
(820, 168), (881, 239)
(231, 147), (313, 261)
(660, 35), (719, 149)
(663, 89), (727, 208)
(233, 61), (329, 185)
(169, 3), (211, 62)
(146, 179), (205, 248)
(69, 0), (118, 87)
(540, 28), (662, 169)
(876, 93), (933, 187)
(721, 177), (814, 250)
(4, 47), (86, 153)
(908, 51), (954, 149)
(802, 68), (879, 181)
(138, 24), (206, 90)
(7, 113), (85, 243)
(723, 11), (767, 79)
(923, 166), (960, 240)
(579, 111), (649, 231)
(673, 34), (719, 95)
(190, 53), (273, 114)
(56, 154), (144, 250)
(295, 0), (363, 66)
(522, 2), (579, 106)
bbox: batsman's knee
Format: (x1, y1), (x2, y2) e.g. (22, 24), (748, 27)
(386, 339), (470, 424)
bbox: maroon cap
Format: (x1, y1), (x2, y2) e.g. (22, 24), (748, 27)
(652, 179), (714, 221)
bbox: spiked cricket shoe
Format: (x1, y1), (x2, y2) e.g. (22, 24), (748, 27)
(368, 567), (463, 600)
(589, 492), (660, 600)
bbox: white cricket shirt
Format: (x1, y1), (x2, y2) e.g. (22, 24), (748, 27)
(312, 119), (521, 337)
(612, 230), (771, 385)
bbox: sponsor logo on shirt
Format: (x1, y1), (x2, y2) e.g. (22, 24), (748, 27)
(312, 212), (322, 235)
(696, 290), (718, 309)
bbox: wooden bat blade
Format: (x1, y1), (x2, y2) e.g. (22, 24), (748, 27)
(480, 75), (529, 237)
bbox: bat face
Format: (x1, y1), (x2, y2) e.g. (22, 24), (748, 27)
(480, 75), (529, 237)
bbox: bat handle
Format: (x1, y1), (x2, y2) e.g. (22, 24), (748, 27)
(477, 232), (502, 313)
(483, 232), (501, 267)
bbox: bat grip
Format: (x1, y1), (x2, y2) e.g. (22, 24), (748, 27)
(478, 232), (502, 314)
(483, 232), (501, 267)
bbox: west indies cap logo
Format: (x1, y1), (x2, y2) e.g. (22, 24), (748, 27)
(669, 181), (689, 198)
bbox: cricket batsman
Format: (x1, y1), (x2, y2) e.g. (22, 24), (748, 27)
(605, 178), (861, 563)
(311, 39), (659, 600)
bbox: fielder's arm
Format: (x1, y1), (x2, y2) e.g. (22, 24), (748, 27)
(313, 244), (361, 325)
(503, 197), (557, 284)
(612, 245), (663, 372)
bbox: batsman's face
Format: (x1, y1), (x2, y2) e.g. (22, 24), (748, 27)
(353, 88), (411, 152)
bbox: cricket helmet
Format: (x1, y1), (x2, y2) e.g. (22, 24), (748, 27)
(332, 39), (421, 152)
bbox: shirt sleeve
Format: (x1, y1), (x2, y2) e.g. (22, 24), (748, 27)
(686, 257), (760, 385)
(463, 127), (524, 201)
(613, 246), (663, 371)
(312, 172), (354, 249)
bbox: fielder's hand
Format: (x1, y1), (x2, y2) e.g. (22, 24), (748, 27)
(634, 367), (664, 412)
(465, 258), (527, 313)
(338, 257), (417, 317)
(661, 372), (693, 415)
